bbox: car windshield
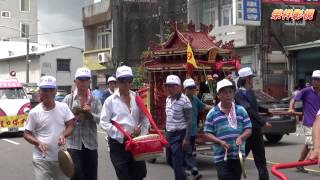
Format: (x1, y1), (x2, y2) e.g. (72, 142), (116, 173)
(0, 88), (28, 99)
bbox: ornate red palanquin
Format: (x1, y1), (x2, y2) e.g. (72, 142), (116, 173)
(141, 21), (241, 130)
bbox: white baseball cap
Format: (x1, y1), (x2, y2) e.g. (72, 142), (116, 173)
(107, 76), (116, 82)
(116, 66), (133, 79)
(216, 79), (234, 93)
(312, 70), (320, 78)
(38, 75), (57, 89)
(183, 78), (196, 89)
(75, 67), (91, 79)
(238, 67), (256, 78)
(166, 75), (181, 85)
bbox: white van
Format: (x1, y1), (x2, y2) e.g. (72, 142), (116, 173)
(0, 79), (31, 133)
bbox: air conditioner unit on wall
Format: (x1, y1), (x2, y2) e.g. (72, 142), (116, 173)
(98, 52), (109, 64)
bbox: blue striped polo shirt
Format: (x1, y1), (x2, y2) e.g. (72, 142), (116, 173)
(204, 104), (252, 163)
(166, 93), (192, 131)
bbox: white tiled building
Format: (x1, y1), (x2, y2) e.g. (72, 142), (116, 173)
(0, 0), (38, 42)
(0, 41), (83, 92)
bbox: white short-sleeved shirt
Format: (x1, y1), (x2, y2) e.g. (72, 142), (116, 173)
(25, 101), (74, 161)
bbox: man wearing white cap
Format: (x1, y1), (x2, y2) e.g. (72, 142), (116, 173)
(101, 76), (117, 103)
(289, 70), (320, 172)
(63, 67), (102, 180)
(204, 79), (252, 180)
(165, 75), (192, 180)
(235, 67), (271, 180)
(24, 76), (75, 180)
(183, 78), (212, 179)
(100, 65), (150, 180)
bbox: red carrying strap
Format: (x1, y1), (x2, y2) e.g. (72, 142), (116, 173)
(111, 120), (135, 151)
(110, 95), (168, 146)
(135, 95), (168, 145)
(111, 120), (133, 141)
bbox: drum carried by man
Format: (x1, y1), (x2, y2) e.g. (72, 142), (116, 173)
(100, 65), (155, 180)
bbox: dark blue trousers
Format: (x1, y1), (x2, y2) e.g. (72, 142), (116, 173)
(184, 136), (198, 174)
(215, 159), (242, 180)
(166, 129), (187, 180)
(68, 144), (98, 180)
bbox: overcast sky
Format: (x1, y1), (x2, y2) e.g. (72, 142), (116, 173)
(38, 0), (85, 48)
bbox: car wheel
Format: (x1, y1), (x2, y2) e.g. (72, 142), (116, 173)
(265, 134), (283, 143)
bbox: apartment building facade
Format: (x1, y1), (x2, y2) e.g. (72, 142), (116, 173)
(0, 0), (38, 42)
(82, 0), (162, 86)
(188, 0), (320, 98)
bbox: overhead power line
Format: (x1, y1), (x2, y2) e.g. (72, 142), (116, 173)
(2, 27), (84, 40)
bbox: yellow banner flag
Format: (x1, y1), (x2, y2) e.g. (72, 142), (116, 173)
(187, 43), (198, 68)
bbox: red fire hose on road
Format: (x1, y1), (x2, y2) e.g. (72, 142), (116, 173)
(272, 159), (319, 180)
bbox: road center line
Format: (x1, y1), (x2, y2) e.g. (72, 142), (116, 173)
(2, 139), (20, 145)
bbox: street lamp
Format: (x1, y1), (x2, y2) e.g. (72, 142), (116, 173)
(0, 25), (30, 83)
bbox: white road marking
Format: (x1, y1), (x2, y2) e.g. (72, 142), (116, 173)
(97, 130), (106, 134)
(2, 139), (20, 145)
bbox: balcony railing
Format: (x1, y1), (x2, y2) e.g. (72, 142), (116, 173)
(83, 0), (110, 18)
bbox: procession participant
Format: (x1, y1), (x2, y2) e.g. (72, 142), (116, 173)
(289, 70), (320, 173)
(63, 67), (102, 180)
(100, 65), (150, 180)
(165, 75), (192, 180)
(24, 76), (74, 180)
(204, 79), (252, 180)
(235, 67), (271, 180)
(183, 78), (212, 180)
(101, 76), (117, 103)
(308, 111), (320, 161)
(92, 86), (103, 103)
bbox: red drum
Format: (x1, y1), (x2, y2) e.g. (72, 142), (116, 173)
(126, 134), (165, 161)
(111, 95), (168, 161)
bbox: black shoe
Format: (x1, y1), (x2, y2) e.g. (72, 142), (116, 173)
(296, 166), (308, 173)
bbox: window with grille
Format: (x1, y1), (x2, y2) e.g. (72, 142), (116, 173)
(57, 59), (71, 72)
(20, 0), (30, 12)
(20, 23), (29, 38)
(1, 11), (11, 18)
(222, 6), (233, 26)
(202, 0), (215, 27)
(97, 24), (111, 49)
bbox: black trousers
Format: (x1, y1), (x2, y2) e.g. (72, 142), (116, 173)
(68, 145), (98, 180)
(245, 128), (269, 180)
(215, 159), (242, 180)
(108, 138), (147, 180)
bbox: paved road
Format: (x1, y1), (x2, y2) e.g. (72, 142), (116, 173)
(0, 131), (319, 180)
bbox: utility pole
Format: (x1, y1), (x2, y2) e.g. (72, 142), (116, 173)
(26, 37), (29, 83)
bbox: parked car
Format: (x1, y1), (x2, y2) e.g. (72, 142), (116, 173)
(22, 83), (40, 108)
(0, 79), (31, 134)
(55, 90), (68, 102)
(255, 90), (296, 143)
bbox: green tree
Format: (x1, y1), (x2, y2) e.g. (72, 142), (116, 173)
(132, 66), (145, 89)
